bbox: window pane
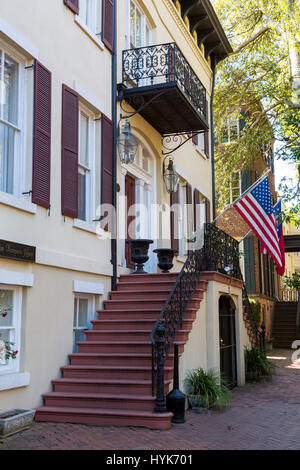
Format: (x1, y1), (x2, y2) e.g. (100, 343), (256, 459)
(135, 9), (142, 47)
(78, 299), (88, 327)
(0, 290), (13, 327)
(0, 330), (10, 366)
(3, 54), (18, 126)
(130, 1), (136, 48)
(0, 123), (15, 194)
(78, 169), (87, 221)
(79, 113), (89, 167)
(73, 298), (77, 328)
(229, 119), (238, 142)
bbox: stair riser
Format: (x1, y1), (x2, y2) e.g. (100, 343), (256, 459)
(117, 283), (176, 292)
(97, 312), (197, 321)
(91, 320), (193, 331)
(119, 274), (178, 282)
(84, 331), (189, 342)
(62, 369), (173, 381)
(35, 411), (172, 430)
(110, 292), (170, 301)
(78, 343), (185, 355)
(69, 355), (174, 367)
(104, 299), (202, 310)
(43, 396), (155, 411)
(53, 382), (169, 395)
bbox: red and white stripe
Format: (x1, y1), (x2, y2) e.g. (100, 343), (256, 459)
(234, 193), (282, 268)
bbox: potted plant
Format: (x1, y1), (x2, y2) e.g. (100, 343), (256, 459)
(244, 345), (275, 381)
(184, 368), (231, 412)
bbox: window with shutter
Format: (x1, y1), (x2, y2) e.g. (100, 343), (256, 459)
(205, 197), (211, 223)
(61, 85), (79, 219)
(102, 0), (114, 52)
(101, 114), (113, 231)
(32, 60), (51, 209)
(64, 0), (79, 14)
(186, 182), (193, 245)
(193, 188), (201, 232)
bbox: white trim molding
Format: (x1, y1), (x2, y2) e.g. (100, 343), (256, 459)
(0, 190), (37, 214)
(0, 18), (39, 58)
(0, 270), (34, 287)
(0, 372), (30, 391)
(73, 80), (104, 114)
(73, 280), (104, 295)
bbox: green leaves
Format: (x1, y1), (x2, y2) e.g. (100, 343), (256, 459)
(184, 368), (231, 410)
(213, 0), (300, 222)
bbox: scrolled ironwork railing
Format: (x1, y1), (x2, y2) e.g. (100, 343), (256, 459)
(151, 223), (264, 412)
(122, 42), (207, 121)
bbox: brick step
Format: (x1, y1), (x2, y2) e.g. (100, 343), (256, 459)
(119, 273), (178, 283)
(103, 297), (202, 310)
(117, 280), (208, 292)
(97, 309), (197, 321)
(35, 406), (172, 430)
(42, 392), (156, 411)
(84, 329), (190, 342)
(61, 365), (173, 381)
(91, 318), (194, 331)
(52, 377), (171, 395)
(109, 288), (204, 301)
(68, 352), (175, 367)
(272, 328), (298, 334)
(77, 340), (185, 354)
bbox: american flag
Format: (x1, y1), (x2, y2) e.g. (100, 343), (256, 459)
(234, 176), (283, 271)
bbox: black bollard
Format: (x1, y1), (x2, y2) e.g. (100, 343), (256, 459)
(166, 344), (186, 423)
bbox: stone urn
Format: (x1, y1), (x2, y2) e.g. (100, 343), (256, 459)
(126, 239), (153, 274)
(153, 248), (177, 273)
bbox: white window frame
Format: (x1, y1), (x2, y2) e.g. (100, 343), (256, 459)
(76, 102), (100, 225)
(229, 171), (242, 204)
(0, 284), (21, 375)
(126, 0), (152, 49)
(73, 294), (95, 353)
(0, 38), (27, 200)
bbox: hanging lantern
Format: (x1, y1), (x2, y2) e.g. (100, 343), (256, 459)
(163, 158), (180, 194)
(117, 120), (138, 164)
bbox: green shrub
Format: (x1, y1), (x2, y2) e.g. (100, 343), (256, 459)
(184, 368), (231, 411)
(248, 298), (261, 328)
(245, 346), (275, 380)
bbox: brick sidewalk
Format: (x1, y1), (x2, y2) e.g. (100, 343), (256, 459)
(1, 349), (300, 450)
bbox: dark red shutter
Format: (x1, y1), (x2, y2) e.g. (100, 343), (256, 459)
(193, 188), (201, 232)
(61, 84), (79, 219)
(204, 130), (209, 157)
(102, 0), (114, 52)
(32, 60), (51, 209)
(170, 191), (179, 253)
(64, 0), (79, 14)
(186, 183), (193, 251)
(205, 198), (211, 223)
(101, 114), (113, 231)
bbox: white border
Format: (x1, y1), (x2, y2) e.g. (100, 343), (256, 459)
(0, 270), (34, 287)
(0, 18), (39, 59)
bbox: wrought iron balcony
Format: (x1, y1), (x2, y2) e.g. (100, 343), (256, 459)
(120, 42), (208, 135)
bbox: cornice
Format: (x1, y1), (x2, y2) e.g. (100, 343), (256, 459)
(152, 0), (213, 89)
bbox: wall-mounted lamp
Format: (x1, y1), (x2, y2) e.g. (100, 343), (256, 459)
(117, 119), (138, 164)
(163, 157), (180, 194)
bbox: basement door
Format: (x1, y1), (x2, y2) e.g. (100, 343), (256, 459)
(125, 174), (136, 269)
(219, 295), (237, 388)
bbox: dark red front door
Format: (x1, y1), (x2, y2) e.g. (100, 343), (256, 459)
(125, 174), (136, 268)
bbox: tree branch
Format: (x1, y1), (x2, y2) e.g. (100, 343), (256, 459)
(231, 26), (271, 55)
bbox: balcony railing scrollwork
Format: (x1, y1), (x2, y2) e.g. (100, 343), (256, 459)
(122, 42), (207, 123)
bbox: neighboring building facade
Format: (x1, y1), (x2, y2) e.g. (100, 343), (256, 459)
(0, 0), (254, 428)
(217, 116), (280, 341)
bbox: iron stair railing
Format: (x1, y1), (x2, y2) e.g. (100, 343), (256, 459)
(151, 223), (264, 412)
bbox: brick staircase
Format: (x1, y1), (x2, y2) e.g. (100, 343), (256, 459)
(272, 301), (299, 349)
(35, 273), (207, 430)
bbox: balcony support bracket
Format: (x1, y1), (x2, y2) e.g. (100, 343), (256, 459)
(162, 130), (205, 156)
(117, 88), (169, 122)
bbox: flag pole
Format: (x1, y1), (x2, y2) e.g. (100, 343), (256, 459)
(239, 229), (252, 244)
(213, 168), (272, 223)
